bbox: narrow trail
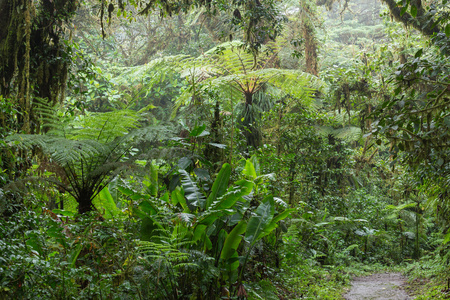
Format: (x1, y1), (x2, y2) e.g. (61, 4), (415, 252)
(344, 272), (414, 300)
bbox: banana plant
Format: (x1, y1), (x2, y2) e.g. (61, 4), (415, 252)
(122, 158), (292, 296)
(235, 196), (293, 286)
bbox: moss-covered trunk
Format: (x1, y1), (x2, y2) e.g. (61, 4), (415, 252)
(300, 1), (318, 76)
(0, 0), (78, 133)
(0, 0), (78, 177)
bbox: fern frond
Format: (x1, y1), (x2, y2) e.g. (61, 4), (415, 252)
(333, 126), (362, 142)
(314, 125), (362, 142)
(172, 263), (198, 269)
(110, 55), (190, 86)
(173, 41), (325, 116)
(176, 212), (196, 224)
(328, 110), (359, 124)
(33, 97), (60, 132)
(69, 109), (140, 142)
(6, 134), (107, 166)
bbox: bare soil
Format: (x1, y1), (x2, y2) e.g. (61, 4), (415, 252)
(344, 272), (415, 300)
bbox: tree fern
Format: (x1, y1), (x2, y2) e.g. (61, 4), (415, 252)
(67, 110), (140, 142)
(172, 41), (325, 149)
(174, 41), (325, 113)
(6, 109), (148, 214)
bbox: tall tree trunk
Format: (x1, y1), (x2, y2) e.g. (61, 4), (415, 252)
(300, 1), (318, 76)
(0, 0), (78, 131)
(0, 0), (78, 177)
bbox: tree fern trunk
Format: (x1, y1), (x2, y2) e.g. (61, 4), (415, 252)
(77, 191), (94, 214)
(240, 93), (262, 150)
(288, 160), (297, 206)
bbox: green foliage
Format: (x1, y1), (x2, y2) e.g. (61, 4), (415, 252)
(0, 209), (138, 299)
(4, 109), (149, 214)
(121, 158), (292, 298)
(369, 29), (450, 232)
(173, 41), (323, 149)
(2, 1), (450, 299)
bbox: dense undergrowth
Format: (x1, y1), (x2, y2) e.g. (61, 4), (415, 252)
(1, 0), (449, 299)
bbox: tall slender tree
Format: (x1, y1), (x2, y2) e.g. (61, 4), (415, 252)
(300, 0), (319, 76)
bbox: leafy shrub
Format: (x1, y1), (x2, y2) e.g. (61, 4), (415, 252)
(0, 209), (139, 299)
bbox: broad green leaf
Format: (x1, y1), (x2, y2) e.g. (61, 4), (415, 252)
(220, 220), (247, 261)
(234, 179), (254, 195)
(410, 5), (417, 17)
(224, 252), (240, 276)
(178, 157), (192, 170)
(208, 142), (226, 149)
(161, 192), (170, 203)
(245, 196), (275, 246)
(209, 180), (254, 211)
(446, 24), (450, 37)
(180, 169), (206, 209)
(250, 155), (260, 176)
(117, 186), (135, 196)
(217, 229), (228, 258)
(206, 163), (231, 209)
(258, 208), (294, 239)
(444, 231), (450, 244)
(194, 168), (210, 181)
(213, 191), (243, 211)
(333, 216), (351, 222)
(189, 124), (207, 137)
(175, 188), (189, 212)
(140, 216), (164, 241)
(193, 224), (207, 242)
(198, 209), (234, 226)
(414, 48), (423, 58)
(242, 159), (257, 179)
(204, 234), (213, 251)
(93, 187), (120, 219)
(70, 243), (83, 267)
(139, 200), (158, 215)
(400, 6), (408, 16)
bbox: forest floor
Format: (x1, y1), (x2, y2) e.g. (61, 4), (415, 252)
(343, 272), (415, 300)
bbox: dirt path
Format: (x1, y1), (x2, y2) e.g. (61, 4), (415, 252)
(344, 272), (414, 300)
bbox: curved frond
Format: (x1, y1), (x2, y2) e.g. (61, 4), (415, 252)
(315, 125), (362, 142)
(179, 169), (206, 210)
